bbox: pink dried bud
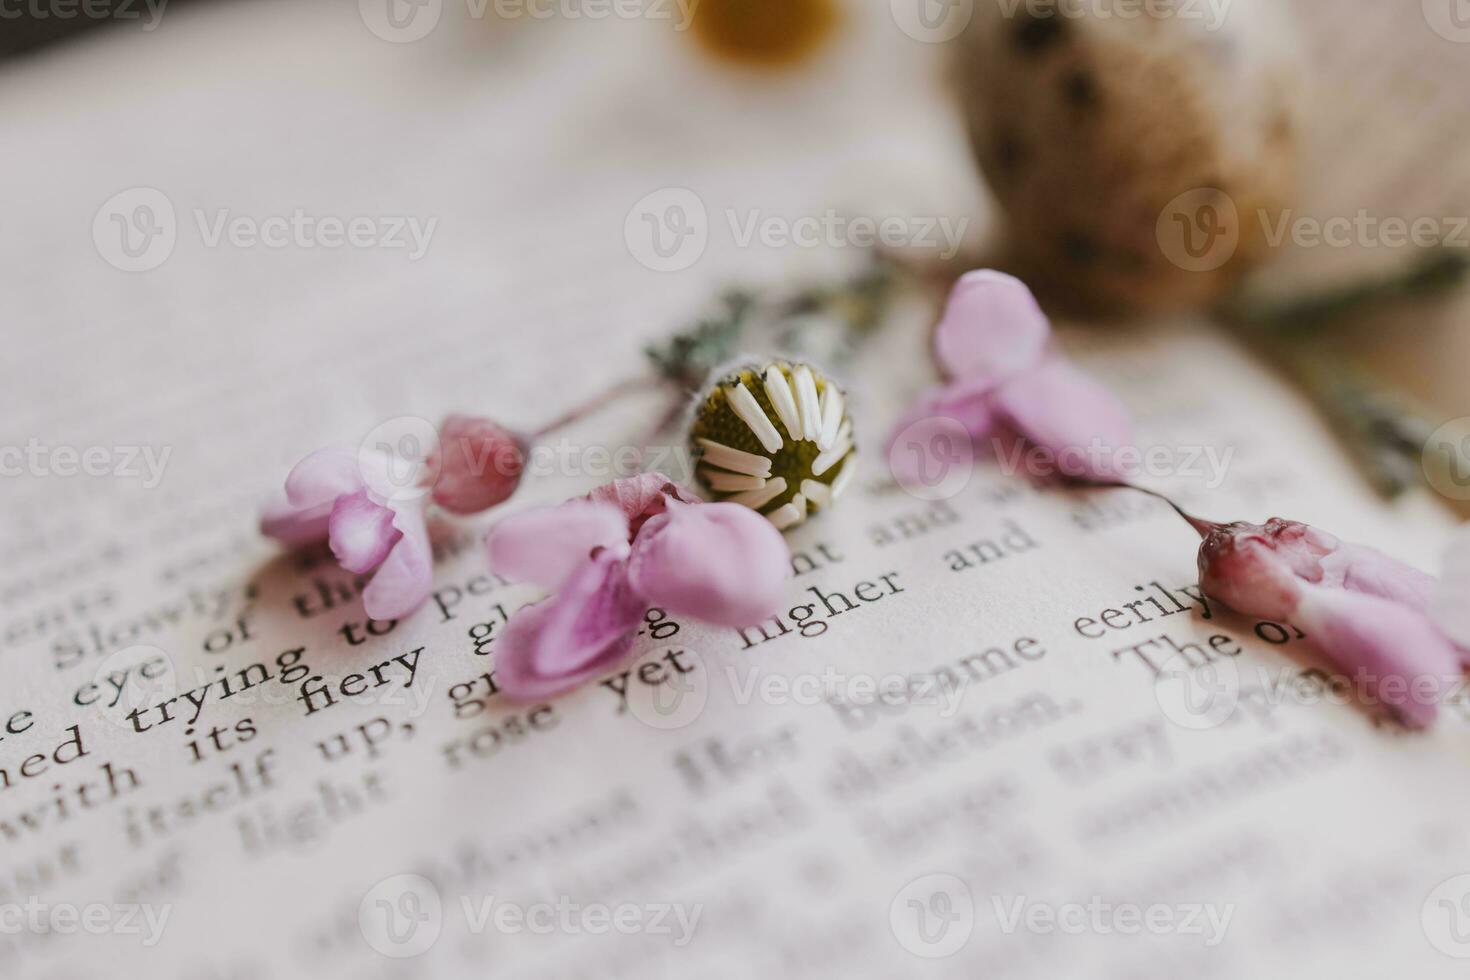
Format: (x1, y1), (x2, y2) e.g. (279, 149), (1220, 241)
(1195, 515), (1463, 728)
(1196, 518), (1336, 622)
(428, 415), (526, 515)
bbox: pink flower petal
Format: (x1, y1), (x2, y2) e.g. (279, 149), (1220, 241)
(260, 496), (332, 545)
(1296, 586), (1461, 728)
(494, 549), (646, 700)
(988, 358), (1134, 482)
(328, 489), (402, 574)
(494, 599), (639, 702)
(361, 499), (434, 621)
(284, 447), (363, 508)
(628, 501), (791, 627)
(933, 270), (1050, 384)
(486, 499), (631, 591)
(430, 415), (525, 515)
(586, 473), (697, 535)
(1321, 542), (1438, 610)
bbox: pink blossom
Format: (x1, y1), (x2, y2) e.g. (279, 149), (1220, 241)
(1197, 517), (1466, 728)
(888, 270), (1133, 485)
(486, 473), (791, 700)
(261, 416), (526, 621)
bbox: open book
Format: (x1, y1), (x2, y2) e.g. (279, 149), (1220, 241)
(1, 1), (1466, 977)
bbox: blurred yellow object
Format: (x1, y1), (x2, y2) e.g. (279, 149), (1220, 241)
(688, 0), (839, 68)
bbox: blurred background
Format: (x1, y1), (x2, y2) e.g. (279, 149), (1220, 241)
(6, 0), (1469, 506)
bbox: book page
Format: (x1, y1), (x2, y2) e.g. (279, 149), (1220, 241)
(1, 3), (1466, 978)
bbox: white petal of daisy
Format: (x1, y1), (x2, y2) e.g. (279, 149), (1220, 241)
(768, 495), (808, 530)
(701, 468), (768, 493)
(728, 476), (788, 510)
(810, 420), (853, 476)
(800, 479), (832, 509)
(763, 365), (802, 441)
(726, 382), (784, 454)
(828, 457), (856, 499)
(792, 365), (822, 442)
(696, 438), (772, 478)
(817, 385), (844, 451)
